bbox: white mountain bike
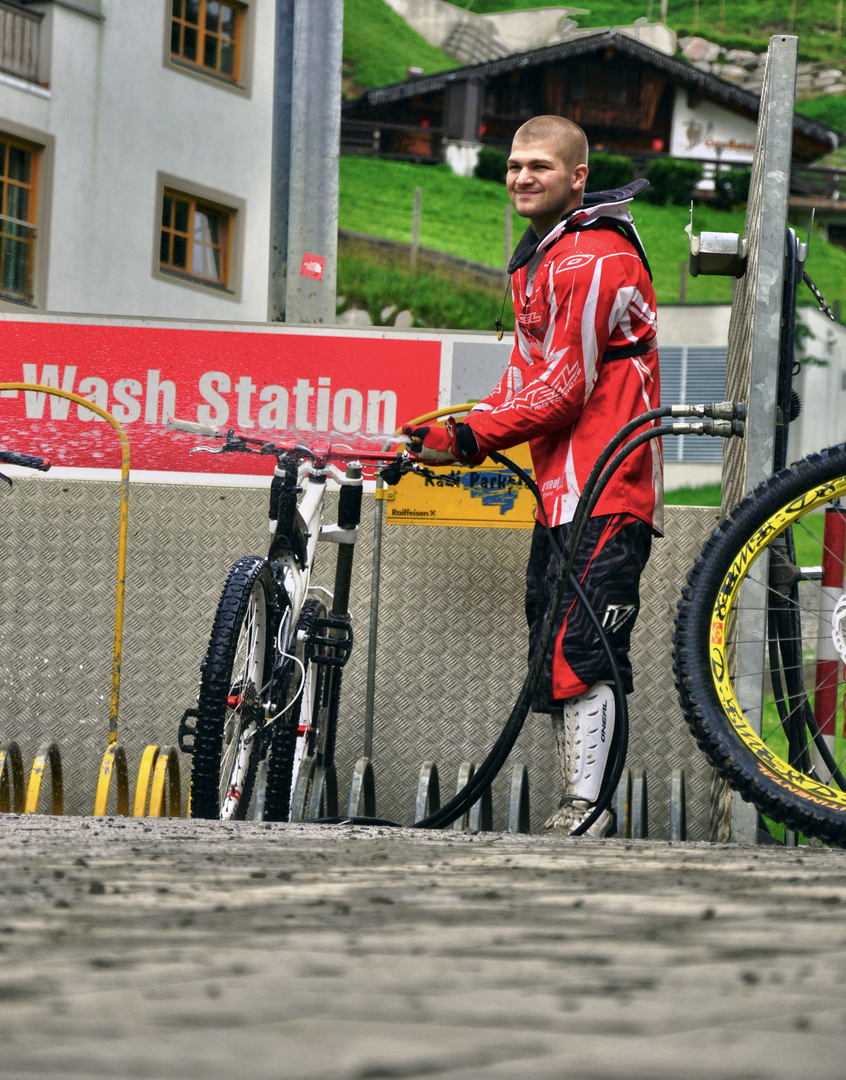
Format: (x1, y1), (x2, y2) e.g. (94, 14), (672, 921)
(170, 419), (416, 822)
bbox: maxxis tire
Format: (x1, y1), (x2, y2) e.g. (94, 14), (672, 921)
(190, 556), (275, 820)
(673, 444), (846, 845)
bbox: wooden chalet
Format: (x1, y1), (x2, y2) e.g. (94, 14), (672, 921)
(342, 30), (841, 171)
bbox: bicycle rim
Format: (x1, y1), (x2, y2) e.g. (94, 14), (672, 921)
(675, 445), (846, 844)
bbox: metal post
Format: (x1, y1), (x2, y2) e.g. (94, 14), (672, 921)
(363, 480), (385, 761)
(410, 187), (422, 272)
(284, 0), (344, 324)
(267, 0), (295, 322)
(724, 36), (798, 843)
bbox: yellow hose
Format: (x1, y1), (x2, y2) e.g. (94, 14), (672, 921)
(399, 402), (476, 430)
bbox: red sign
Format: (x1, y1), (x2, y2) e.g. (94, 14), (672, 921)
(0, 321), (441, 476)
(300, 253), (326, 280)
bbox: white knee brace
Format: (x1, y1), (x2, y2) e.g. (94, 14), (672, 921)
(550, 682), (616, 803)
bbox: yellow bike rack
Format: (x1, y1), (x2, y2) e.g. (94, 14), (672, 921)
(148, 746), (182, 817)
(132, 744), (162, 816)
(1, 382), (136, 816)
(93, 742), (130, 816)
(130, 744), (181, 817)
(0, 741), (25, 813)
(0, 382), (130, 749)
(24, 741), (64, 815)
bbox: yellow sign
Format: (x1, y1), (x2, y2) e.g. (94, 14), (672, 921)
(386, 443), (537, 529)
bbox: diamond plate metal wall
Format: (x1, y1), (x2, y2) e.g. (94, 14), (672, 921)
(0, 477), (718, 835)
(348, 502), (722, 839)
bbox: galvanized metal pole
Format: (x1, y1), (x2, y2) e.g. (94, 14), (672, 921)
(363, 479), (385, 761)
(284, 0), (344, 324)
(723, 36), (798, 843)
(410, 187), (422, 272)
(267, 0), (295, 322)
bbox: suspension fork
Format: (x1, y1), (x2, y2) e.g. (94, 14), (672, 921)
(313, 462), (363, 769)
(331, 462), (363, 617)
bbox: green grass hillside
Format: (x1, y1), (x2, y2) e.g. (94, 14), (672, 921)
(797, 93), (846, 134)
(338, 156), (846, 329)
(343, 0), (458, 96)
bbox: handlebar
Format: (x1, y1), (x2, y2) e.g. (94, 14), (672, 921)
(166, 415), (408, 465)
(0, 450), (51, 472)
(165, 416), (461, 487)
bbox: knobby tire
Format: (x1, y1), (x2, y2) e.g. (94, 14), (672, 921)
(673, 444), (846, 844)
(190, 556), (275, 820)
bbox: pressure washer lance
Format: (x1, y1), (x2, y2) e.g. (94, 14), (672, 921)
(310, 401), (745, 834)
(0, 449), (51, 488)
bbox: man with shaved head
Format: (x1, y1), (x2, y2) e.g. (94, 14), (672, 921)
(407, 116), (662, 837)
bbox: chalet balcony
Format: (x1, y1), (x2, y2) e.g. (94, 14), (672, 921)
(341, 119), (448, 165)
(0, 0), (41, 84)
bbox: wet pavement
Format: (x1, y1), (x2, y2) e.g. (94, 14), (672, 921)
(1, 816), (846, 1078)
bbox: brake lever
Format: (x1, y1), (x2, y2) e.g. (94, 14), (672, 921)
(413, 464), (461, 486)
(379, 453), (462, 487)
(189, 439), (257, 456)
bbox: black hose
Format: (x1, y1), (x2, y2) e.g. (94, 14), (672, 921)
(485, 450), (630, 835)
(411, 424), (671, 831)
(307, 413), (699, 832)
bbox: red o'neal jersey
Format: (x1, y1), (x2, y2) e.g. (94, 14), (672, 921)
(466, 196), (663, 534)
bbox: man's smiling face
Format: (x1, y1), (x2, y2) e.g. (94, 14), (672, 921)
(506, 136), (588, 238)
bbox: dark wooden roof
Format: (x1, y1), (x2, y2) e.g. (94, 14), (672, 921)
(346, 29), (841, 153)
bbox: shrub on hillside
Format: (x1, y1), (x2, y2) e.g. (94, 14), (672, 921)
(474, 146), (509, 184)
(713, 166), (752, 209)
(644, 157), (704, 205)
(585, 152), (635, 193)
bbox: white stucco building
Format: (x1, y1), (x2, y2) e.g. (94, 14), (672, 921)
(0, 0), (273, 320)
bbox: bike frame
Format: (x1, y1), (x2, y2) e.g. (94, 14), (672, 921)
(269, 457), (362, 811)
(170, 418), (410, 820)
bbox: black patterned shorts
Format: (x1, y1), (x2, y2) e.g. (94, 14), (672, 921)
(525, 513), (653, 709)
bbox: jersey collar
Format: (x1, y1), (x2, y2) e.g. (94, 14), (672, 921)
(507, 178), (650, 275)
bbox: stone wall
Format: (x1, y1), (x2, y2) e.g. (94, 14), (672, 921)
(681, 35), (846, 100)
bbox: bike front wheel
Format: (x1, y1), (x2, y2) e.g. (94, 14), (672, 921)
(674, 444), (846, 844)
(190, 556), (275, 820)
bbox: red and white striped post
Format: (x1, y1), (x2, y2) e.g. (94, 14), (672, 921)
(813, 506), (846, 779)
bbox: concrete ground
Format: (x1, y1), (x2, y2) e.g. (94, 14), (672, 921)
(1, 817), (846, 1079)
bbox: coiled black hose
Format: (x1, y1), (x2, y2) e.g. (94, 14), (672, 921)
(312, 408), (680, 833)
